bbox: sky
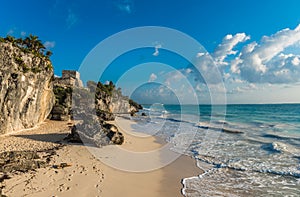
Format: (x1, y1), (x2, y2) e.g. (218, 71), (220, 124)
(1, 0), (300, 104)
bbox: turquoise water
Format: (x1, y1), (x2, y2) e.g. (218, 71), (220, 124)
(148, 104), (300, 133)
(135, 104), (300, 196)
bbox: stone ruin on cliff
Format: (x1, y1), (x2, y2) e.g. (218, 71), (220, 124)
(53, 70), (83, 88)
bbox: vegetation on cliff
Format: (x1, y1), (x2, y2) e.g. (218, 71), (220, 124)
(51, 72), (142, 146)
(0, 35), (53, 74)
(0, 33), (142, 145)
(129, 99), (143, 110)
(87, 80), (142, 115)
(0, 38), (55, 134)
(0, 34), (52, 59)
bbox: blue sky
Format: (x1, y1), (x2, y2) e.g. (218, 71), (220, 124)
(1, 0), (300, 104)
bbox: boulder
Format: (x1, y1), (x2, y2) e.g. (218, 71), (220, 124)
(65, 120), (124, 146)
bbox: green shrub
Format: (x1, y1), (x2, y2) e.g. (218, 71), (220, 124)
(15, 56), (23, 65)
(129, 99), (143, 109)
(46, 63), (53, 71)
(21, 63), (30, 73)
(31, 67), (41, 73)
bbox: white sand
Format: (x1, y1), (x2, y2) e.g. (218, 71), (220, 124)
(1, 118), (202, 197)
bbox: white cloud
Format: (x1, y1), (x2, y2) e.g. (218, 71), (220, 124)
(7, 29), (14, 35)
(158, 24), (300, 104)
(213, 33), (250, 66)
(185, 68), (193, 74)
(164, 70), (185, 86)
(223, 72), (231, 80)
(44, 41), (56, 49)
(228, 83), (257, 94)
(148, 73), (157, 82)
(116, 0), (133, 14)
(195, 84), (202, 92)
(230, 57), (242, 74)
(193, 52), (224, 84)
(241, 41), (257, 54)
(234, 78), (244, 83)
(236, 24), (300, 83)
(186, 24), (300, 86)
(196, 52), (207, 57)
(21, 31), (26, 37)
(152, 44), (162, 56)
(292, 57), (300, 66)
(66, 8), (78, 29)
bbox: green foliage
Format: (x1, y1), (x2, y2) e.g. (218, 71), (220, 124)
(1, 34), (55, 74)
(31, 67), (41, 73)
(53, 86), (73, 106)
(21, 64), (30, 73)
(46, 63), (53, 71)
(96, 81), (115, 96)
(129, 99), (143, 109)
(14, 56), (23, 65)
(14, 56), (29, 73)
(5, 35), (16, 43)
(45, 51), (53, 58)
(116, 87), (122, 95)
(0, 34), (53, 59)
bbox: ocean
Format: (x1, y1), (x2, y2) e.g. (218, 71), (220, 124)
(134, 104), (300, 196)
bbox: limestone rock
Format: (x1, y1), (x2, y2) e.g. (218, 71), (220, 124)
(63, 125), (82, 143)
(65, 119), (124, 146)
(96, 109), (115, 121)
(49, 86), (72, 121)
(0, 42), (54, 134)
(0, 151), (47, 173)
(93, 82), (142, 117)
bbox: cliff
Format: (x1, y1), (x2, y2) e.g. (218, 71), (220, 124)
(50, 71), (142, 146)
(0, 42), (54, 135)
(0, 34), (141, 147)
(50, 73), (142, 121)
(88, 81), (142, 120)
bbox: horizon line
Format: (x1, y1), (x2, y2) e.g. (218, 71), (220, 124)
(139, 102), (300, 105)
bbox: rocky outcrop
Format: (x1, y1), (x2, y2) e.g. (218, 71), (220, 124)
(49, 85), (73, 121)
(68, 87), (125, 146)
(89, 81), (142, 119)
(50, 74), (142, 122)
(64, 117), (124, 146)
(0, 42), (55, 135)
(49, 71), (83, 121)
(0, 151), (48, 173)
(49, 75), (128, 146)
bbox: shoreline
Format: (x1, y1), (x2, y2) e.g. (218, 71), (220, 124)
(101, 116), (203, 196)
(0, 117), (202, 196)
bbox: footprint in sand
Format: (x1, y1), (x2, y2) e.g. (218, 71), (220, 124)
(57, 184), (70, 192)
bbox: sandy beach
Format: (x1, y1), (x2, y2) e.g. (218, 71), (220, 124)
(0, 117), (202, 197)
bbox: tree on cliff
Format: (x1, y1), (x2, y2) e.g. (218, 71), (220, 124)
(24, 34), (46, 54)
(0, 34), (51, 58)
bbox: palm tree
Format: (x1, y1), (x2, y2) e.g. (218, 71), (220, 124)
(24, 36), (31, 48)
(16, 38), (24, 47)
(45, 50), (53, 58)
(24, 34), (46, 54)
(35, 41), (45, 53)
(5, 35), (16, 45)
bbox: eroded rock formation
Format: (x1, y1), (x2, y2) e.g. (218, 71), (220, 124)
(50, 71), (141, 146)
(0, 39), (141, 146)
(0, 42), (54, 134)
(50, 72), (142, 122)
